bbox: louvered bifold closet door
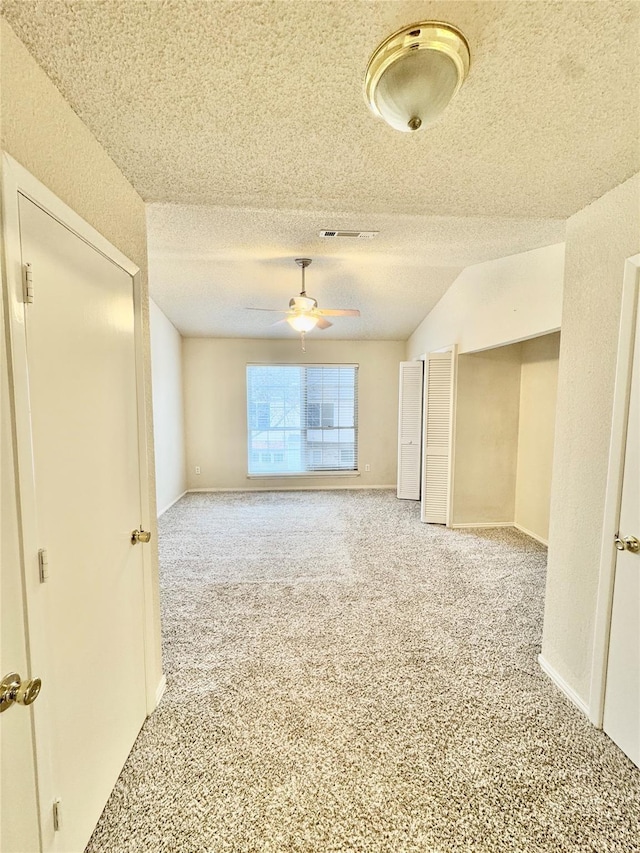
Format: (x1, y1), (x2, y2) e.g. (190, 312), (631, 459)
(421, 349), (456, 524)
(397, 361), (424, 499)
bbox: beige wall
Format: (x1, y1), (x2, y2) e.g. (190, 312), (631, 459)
(407, 243), (564, 359)
(183, 337), (404, 490)
(452, 335), (560, 535)
(515, 333), (561, 543)
(0, 12), (163, 754)
(150, 300), (186, 514)
(452, 344), (522, 525)
(543, 172), (640, 704)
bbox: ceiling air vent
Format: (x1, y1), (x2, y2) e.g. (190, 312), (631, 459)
(319, 229), (378, 239)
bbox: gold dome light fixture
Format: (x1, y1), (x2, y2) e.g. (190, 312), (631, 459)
(364, 22), (470, 132)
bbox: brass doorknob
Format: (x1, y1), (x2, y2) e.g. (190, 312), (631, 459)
(131, 528), (152, 545)
(614, 535), (639, 553)
(16, 677), (41, 705)
(1, 672), (42, 713)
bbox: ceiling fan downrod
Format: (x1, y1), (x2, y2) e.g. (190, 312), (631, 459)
(295, 257), (312, 296)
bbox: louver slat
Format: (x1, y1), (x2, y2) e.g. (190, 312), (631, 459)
(421, 349), (455, 524)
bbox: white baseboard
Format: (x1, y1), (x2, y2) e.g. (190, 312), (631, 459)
(187, 485), (396, 493)
(538, 654), (590, 716)
(154, 674), (167, 709)
(514, 522), (548, 546)
(157, 490), (187, 517)
(449, 521), (548, 547)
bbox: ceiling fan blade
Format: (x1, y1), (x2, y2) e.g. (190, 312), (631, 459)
(270, 318), (290, 327)
(245, 307), (289, 313)
(315, 308), (360, 317)
(315, 317), (333, 330)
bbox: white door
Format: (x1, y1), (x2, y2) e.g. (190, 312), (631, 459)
(1, 284), (40, 852)
(421, 347), (456, 525)
(603, 296), (640, 768)
(19, 194), (148, 851)
(397, 360), (424, 500)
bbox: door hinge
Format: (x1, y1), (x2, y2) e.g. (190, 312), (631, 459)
(53, 798), (62, 832)
(23, 263), (34, 304)
(38, 548), (49, 583)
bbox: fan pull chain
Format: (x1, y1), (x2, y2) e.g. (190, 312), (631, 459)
(301, 331), (306, 353)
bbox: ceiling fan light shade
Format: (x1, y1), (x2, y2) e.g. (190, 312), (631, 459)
(364, 22), (470, 132)
(287, 314), (319, 332)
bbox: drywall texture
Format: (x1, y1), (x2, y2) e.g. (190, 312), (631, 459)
(406, 244), (565, 358)
(543, 173), (640, 704)
(183, 338), (404, 491)
(452, 345), (522, 525)
(3, 2), (639, 218)
(0, 21), (162, 685)
(146, 202), (565, 340)
(150, 300), (186, 514)
(515, 333), (561, 543)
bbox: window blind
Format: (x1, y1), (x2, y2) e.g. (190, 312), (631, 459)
(246, 364), (358, 475)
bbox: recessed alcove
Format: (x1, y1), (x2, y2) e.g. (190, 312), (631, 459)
(452, 331), (561, 543)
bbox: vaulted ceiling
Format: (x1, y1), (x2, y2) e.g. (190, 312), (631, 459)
(3, 1), (638, 338)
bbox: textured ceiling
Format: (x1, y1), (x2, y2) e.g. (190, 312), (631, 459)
(3, 1), (638, 218)
(3, 1), (637, 339)
(147, 204), (564, 338)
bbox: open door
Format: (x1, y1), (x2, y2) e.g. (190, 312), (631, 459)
(421, 346), (457, 525)
(602, 266), (639, 768)
(591, 254), (640, 768)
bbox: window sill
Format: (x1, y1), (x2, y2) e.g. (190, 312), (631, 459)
(247, 471), (361, 479)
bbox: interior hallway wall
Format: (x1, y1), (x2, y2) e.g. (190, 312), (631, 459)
(515, 333), (561, 543)
(452, 344), (522, 525)
(150, 300), (186, 514)
(406, 243), (565, 359)
(183, 337), (404, 490)
(543, 172), (640, 705)
(0, 18), (163, 707)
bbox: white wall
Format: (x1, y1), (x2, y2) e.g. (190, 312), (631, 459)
(515, 333), (561, 543)
(406, 243), (565, 359)
(0, 18), (163, 849)
(452, 344), (522, 525)
(183, 337), (404, 490)
(150, 300), (186, 514)
(543, 172), (640, 704)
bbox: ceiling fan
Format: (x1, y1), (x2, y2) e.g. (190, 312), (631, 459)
(247, 258), (360, 340)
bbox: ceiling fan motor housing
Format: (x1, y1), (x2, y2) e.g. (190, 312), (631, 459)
(290, 294), (317, 311)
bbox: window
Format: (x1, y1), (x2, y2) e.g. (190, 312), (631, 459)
(307, 402), (334, 428)
(246, 364), (358, 475)
(250, 402), (271, 430)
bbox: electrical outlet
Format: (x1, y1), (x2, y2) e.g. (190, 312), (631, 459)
(365, 464), (371, 472)
(195, 466), (201, 475)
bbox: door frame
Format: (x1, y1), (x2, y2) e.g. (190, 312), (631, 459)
(589, 253), (640, 727)
(1, 152), (160, 847)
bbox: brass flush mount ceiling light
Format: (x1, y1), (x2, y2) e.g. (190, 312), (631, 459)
(364, 22), (470, 132)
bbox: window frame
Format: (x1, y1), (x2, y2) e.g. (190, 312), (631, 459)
(246, 363), (359, 479)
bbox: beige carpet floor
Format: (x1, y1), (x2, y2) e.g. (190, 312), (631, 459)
(86, 490), (639, 852)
